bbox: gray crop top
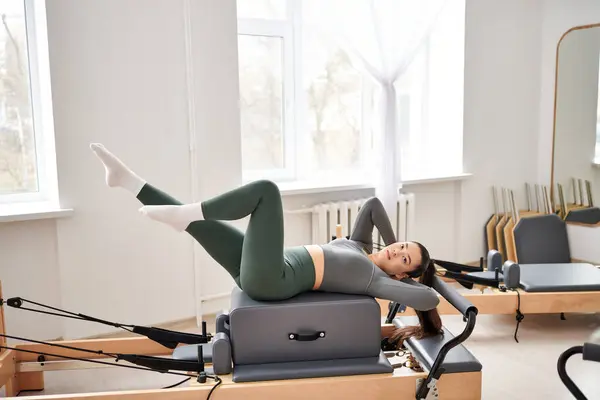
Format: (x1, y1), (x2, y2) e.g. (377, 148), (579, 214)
(317, 198), (439, 311)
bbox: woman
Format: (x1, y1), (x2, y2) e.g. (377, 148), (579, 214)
(90, 143), (442, 345)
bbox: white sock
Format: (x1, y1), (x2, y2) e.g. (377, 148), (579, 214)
(139, 202), (205, 232)
(90, 143), (146, 195)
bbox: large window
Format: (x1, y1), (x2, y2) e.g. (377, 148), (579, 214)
(396, 1), (465, 181)
(236, 0), (465, 185)
(237, 0), (373, 184)
(0, 0), (57, 207)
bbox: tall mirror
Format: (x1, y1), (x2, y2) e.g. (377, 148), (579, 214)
(551, 24), (600, 225)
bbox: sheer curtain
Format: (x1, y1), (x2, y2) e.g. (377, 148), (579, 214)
(304, 0), (448, 228)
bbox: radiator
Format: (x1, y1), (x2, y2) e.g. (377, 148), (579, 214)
(308, 194), (416, 245)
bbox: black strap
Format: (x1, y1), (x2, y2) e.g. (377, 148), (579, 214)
(513, 289), (524, 343)
(132, 326), (211, 349)
(441, 270), (499, 289)
(499, 287), (524, 343)
(434, 259), (484, 273)
(116, 354), (205, 372)
(1, 297), (211, 348)
(0, 342), (195, 378)
(4, 297), (133, 329)
(0, 332), (209, 376)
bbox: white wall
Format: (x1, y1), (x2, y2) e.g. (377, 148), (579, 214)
(0, 219), (63, 340)
(553, 27), (600, 205)
(458, 0), (543, 262)
(50, 0), (195, 340)
(567, 224), (600, 264)
(2, 0), (598, 340)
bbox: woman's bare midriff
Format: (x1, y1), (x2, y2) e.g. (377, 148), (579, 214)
(304, 245), (324, 290)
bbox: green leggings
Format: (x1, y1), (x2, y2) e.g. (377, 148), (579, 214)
(136, 179), (316, 301)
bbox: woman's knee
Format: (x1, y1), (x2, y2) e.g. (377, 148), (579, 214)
(364, 196), (383, 209)
(250, 179), (280, 198)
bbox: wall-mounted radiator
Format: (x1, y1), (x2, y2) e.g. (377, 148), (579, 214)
(287, 194), (416, 245)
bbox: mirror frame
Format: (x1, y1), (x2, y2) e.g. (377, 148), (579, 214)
(550, 22), (600, 211)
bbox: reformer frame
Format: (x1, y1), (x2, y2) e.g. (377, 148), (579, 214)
(0, 280), (483, 400)
(380, 288), (600, 317)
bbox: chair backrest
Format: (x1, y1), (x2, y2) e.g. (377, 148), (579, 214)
(513, 214), (571, 264)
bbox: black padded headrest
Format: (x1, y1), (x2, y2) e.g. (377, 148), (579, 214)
(393, 316), (482, 374)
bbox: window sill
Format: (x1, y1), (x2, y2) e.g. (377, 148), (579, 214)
(274, 172), (473, 196)
(277, 179), (375, 196)
(401, 172), (473, 186)
(0, 202), (74, 223)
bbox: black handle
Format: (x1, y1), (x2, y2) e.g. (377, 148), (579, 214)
(288, 331), (325, 341)
(557, 345), (587, 400)
(583, 342), (600, 363)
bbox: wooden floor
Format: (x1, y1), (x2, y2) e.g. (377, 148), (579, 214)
(3, 312), (600, 399)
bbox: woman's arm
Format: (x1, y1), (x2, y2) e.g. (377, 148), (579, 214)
(368, 276), (440, 311)
(350, 197), (397, 250)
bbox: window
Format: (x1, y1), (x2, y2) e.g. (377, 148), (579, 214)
(237, 0), (373, 184)
(396, 1), (465, 181)
(236, 0), (465, 185)
(0, 0), (58, 207)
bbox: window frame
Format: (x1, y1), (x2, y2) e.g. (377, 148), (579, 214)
(0, 0), (58, 207)
(237, 0), (374, 185)
(237, 17), (296, 183)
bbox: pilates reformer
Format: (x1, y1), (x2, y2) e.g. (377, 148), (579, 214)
(384, 206), (600, 342)
(0, 274), (483, 400)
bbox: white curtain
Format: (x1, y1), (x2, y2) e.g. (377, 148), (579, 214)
(304, 0), (448, 230)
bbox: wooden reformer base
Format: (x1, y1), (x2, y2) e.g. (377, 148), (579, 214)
(379, 288), (600, 317)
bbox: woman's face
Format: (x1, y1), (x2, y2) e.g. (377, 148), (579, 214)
(372, 241), (422, 279)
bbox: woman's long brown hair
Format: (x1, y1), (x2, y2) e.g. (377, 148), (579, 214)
(390, 242), (443, 347)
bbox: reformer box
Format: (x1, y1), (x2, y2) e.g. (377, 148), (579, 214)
(222, 287), (393, 382)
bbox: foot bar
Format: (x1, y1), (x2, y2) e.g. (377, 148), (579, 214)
(432, 277), (479, 317)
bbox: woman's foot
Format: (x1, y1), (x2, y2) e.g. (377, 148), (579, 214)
(139, 203), (204, 232)
(90, 143), (146, 195)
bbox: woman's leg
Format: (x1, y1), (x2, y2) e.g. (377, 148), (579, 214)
(91, 143), (307, 300)
(140, 180), (305, 300)
(90, 143), (244, 284)
(138, 183), (245, 286)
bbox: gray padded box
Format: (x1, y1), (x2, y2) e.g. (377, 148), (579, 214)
(519, 263), (600, 292)
(227, 287), (393, 382)
(394, 316), (482, 373)
(229, 286), (382, 365)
